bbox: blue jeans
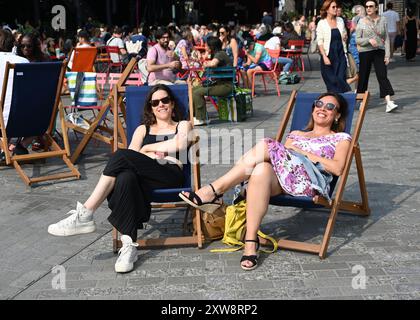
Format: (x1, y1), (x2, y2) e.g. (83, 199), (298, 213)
(275, 57), (293, 73)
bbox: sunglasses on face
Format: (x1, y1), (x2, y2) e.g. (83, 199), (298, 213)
(365, 5), (375, 8)
(21, 44), (33, 48)
(314, 99), (338, 111)
(150, 96), (171, 107)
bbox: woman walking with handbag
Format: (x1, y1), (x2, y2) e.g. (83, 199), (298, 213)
(356, 0), (398, 113)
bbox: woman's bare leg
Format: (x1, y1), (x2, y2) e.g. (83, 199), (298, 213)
(241, 162), (282, 269)
(184, 139), (271, 202)
(83, 174), (116, 212)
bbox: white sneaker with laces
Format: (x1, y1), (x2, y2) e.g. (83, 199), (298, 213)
(48, 202), (95, 236)
(114, 235), (139, 273)
(386, 101), (399, 113)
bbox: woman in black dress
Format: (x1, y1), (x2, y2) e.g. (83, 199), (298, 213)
(316, 0), (351, 93)
(403, 8), (419, 61)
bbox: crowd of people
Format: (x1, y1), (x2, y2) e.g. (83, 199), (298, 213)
(0, 1), (419, 273)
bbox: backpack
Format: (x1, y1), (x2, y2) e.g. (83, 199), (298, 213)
(278, 72), (301, 85)
(210, 199), (278, 253)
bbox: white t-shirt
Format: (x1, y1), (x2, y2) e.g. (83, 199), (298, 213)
(264, 36), (281, 50)
(383, 10), (400, 33)
(0, 52), (29, 126)
(106, 37), (125, 63)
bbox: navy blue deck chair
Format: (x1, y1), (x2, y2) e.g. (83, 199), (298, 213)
(0, 61), (80, 186)
(112, 83), (203, 252)
(268, 90), (370, 259)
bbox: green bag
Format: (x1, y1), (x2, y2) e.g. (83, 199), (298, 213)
(216, 96), (234, 121)
(210, 200), (278, 253)
(278, 73), (301, 85)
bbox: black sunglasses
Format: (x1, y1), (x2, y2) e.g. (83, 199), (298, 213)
(21, 44), (33, 48)
(365, 5), (375, 8)
(150, 96), (171, 107)
(314, 99), (338, 111)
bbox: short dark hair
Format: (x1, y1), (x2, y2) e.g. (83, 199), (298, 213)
(0, 28), (14, 52)
(78, 30), (90, 41)
(113, 26), (122, 35)
(386, 2), (393, 9)
(155, 27), (169, 40)
(365, 0), (378, 7)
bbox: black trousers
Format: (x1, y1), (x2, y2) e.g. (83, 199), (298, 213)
(103, 149), (184, 242)
(357, 49), (394, 98)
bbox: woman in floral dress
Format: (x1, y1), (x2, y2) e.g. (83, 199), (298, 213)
(179, 92), (352, 270)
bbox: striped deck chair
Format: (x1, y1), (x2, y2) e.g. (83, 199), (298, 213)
(0, 61), (80, 186)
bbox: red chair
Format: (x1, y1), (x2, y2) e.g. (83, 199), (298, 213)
(251, 49), (281, 98)
(286, 40), (305, 78)
(105, 46), (125, 74)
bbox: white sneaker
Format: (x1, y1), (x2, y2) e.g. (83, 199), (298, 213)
(48, 202), (95, 236)
(114, 235), (139, 273)
(386, 101), (399, 113)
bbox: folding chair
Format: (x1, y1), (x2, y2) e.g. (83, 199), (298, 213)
(61, 58), (138, 163)
(104, 46), (125, 74)
(0, 61), (80, 186)
(70, 47), (97, 72)
(251, 49), (281, 98)
(202, 66), (236, 113)
(112, 83), (203, 252)
(268, 90), (371, 259)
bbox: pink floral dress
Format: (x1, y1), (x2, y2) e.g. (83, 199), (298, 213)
(264, 132), (352, 197)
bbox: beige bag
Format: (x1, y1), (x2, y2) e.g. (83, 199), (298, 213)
(193, 204), (227, 241)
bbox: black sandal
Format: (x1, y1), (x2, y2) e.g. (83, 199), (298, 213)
(179, 183), (223, 213)
(240, 239), (260, 271)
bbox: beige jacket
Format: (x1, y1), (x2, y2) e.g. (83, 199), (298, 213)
(316, 17), (348, 56)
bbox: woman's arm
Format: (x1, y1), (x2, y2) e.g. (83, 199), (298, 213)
(284, 135), (351, 176)
(203, 57), (220, 68)
(230, 38), (239, 67)
(246, 50), (262, 64)
(128, 125), (146, 152)
(140, 121), (192, 154)
(356, 19), (373, 46)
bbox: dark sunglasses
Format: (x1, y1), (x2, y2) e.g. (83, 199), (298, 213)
(365, 5), (375, 8)
(21, 44), (33, 48)
(150, 96), (171, 107)
(314, 99), (338, 111)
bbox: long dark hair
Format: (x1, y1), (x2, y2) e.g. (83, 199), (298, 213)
(143, 84), (183, 127)
(305, 92), (348, 133)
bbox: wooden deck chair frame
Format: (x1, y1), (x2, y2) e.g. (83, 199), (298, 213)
(112, 81), (203, 252)
(0, 61), (80, 186)
(266, 90), (371, 259)
(62, 58), (138, 163)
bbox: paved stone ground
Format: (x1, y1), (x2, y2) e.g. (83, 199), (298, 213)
(1, 53), (420, 300)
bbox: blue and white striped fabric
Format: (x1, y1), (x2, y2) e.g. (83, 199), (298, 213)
(65, 72), (98, 107)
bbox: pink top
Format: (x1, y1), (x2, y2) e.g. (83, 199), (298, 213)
(147, 44), (177, 83)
